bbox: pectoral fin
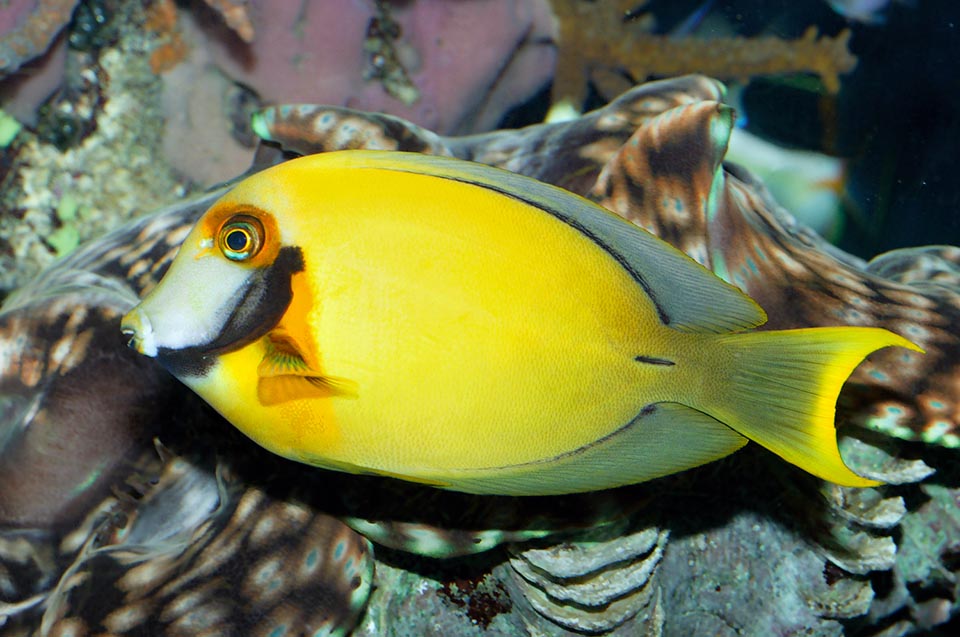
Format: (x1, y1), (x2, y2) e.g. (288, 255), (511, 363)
(258, 374), (358, 405)
(257, 331), (357, 405)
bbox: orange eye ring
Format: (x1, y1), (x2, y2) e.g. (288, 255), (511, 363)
(218, 215), (264, 261)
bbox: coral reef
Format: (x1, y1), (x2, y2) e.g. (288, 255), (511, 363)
(549, 0), (857, 106)
(0, 0), (77, 77)
(2, 76), (957, 636)
(0, 0), (129, 122)
(201, 0), (253, 43)
(1, 0), (864, 298)
(0, 0), (953, 631)
(196, 0), (557, 135)
(0, 37), (66, 123)
(1, 0), (561, 297)
(508, 524), (668, 633)
(0, 1), (185, 295)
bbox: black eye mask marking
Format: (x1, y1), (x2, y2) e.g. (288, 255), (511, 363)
(157, 246), (305, 378)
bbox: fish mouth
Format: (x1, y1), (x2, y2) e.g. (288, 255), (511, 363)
(120, 307), (158, 357)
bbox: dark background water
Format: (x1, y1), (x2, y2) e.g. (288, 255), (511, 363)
(510, 0), (960, 260)
(691, 0), (960, 260)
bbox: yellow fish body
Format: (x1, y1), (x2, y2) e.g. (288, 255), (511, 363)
(121, 151), (918, 495)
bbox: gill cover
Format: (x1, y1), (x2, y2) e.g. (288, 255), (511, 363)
(121, 204), (304, 376)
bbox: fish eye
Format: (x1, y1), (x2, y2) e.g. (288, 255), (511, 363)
(218, 214), (264, 261)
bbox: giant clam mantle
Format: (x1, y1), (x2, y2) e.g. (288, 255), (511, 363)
(2, 76), (958, 635)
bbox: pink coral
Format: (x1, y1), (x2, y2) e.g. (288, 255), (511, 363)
(0, 0), (77, 75)
(0, 0), (76, 122)
(197, 0), (557, 135)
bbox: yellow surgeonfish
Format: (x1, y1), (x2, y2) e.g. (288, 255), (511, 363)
(121, 151), (919, 495)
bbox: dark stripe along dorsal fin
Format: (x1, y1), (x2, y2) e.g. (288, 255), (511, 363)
(336, 150), (767, 333)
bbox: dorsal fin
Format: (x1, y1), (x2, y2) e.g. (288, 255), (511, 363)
(322, 150), (766, 333)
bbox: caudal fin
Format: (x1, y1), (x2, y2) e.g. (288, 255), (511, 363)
(705, 327), (921, 487)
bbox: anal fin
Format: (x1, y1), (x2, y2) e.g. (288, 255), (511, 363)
(441, 403), (748, 496)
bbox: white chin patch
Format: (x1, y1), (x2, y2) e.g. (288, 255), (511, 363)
(136, 254), (253, 352)
(139, 315), (158, 357)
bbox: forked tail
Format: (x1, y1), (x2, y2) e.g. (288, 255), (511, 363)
(702, 327), (921, 487)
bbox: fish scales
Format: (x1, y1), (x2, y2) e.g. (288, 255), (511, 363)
(121, 150), (918, 495)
